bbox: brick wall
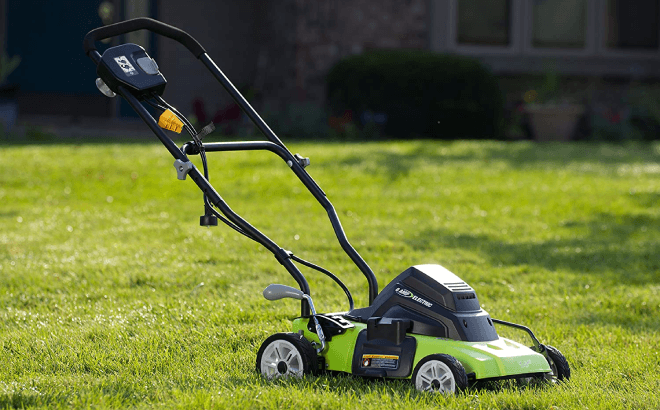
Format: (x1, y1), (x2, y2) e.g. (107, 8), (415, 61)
(256, 0), (430, 109)
(155, 0), (430, 119)
(250, 0), (299, 111)
(158, 0), (263, 117)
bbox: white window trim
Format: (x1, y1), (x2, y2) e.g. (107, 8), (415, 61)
(447, 0), (524, 55)
(595, 0), (660, 59)
(447, 0), (660, 60)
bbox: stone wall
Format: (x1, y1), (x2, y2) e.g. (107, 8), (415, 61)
(256, 0), (430, 109)
(250, 0), (299, 111)
(155, 0), (430, 118)
(158, 0), (264, 117)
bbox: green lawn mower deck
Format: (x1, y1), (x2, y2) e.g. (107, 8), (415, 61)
(258, 265), (570, 393)
(291, 319), (551, 381)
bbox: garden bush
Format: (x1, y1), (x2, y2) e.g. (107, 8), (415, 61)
(326, 50), (504, 139)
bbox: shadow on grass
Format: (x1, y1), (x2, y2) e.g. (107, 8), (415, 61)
(0, 389), (70, 410)
(0, 127), (259, 148)
(628, 191), (660, 208)
(407, 212), (660, 285)
(4, 133), (658, 169)
(334, 141), (660, 180)
(0, 132), (160, 147)
(228, 370), (555, 400)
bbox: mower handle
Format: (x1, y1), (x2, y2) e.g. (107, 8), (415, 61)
(83, 18), (380, 311)
(83, 17), (206, 59)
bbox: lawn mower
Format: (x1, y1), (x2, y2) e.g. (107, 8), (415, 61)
(84, 18), (570, 394)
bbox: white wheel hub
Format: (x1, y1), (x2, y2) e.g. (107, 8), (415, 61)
(415, 360), (456, 393)
(259, 339), (304, 378)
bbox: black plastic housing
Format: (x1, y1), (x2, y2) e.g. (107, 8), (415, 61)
(306, 314), (355, 342)
(367, 317), (411, 345)
(200, 214), (218, 227)
(97, 43), (166, 99)
(348, 264), (499, 342)
(351, 329), (416, 378)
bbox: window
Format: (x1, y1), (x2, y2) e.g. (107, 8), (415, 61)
(532, 0), (587, 49)
(606, 0), (659, 50)
(441, 0), (660, 66)
(457, 0), (511, 46)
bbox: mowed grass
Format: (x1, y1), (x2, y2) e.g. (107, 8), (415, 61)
(1, 139), (659, 409)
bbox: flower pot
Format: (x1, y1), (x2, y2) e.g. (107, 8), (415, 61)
(525, 104), (585, 142)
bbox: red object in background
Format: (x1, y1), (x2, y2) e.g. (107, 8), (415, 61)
(192, 98), (207, 124)
(603, 108), (622, 124)
(328, 110), (353, 132)
(213, 103), (241, 124)
(609, 112), (621, 124)
(192, 98), (242, 135)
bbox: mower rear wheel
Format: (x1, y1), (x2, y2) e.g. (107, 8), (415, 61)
(412, 354), (468, 394)
(543, 345), (570, 382)
(256, 333), (317, 379)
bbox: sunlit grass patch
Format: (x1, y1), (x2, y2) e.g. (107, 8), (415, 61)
(1, 140), (659, 409)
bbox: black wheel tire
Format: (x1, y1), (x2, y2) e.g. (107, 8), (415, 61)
(411, 354), (468, 394)
(256, 333), (318, 379)
(543, 345), (571, 382)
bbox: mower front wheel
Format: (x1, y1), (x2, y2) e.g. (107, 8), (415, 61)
(411, 354), (468, 394)
(543, 345), (570, 382)
(256, 333), (318, 379)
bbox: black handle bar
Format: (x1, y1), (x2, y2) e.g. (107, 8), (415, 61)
(83, 17), (206, 59)
(83, 18), (380, 310)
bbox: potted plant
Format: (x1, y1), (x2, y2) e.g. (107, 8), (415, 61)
(524, 70), (585, 142)
(0, 50), (21, 134)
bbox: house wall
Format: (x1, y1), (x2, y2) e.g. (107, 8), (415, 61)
(287, 0), (429, 106)
(0, 0), (5, 54)
(156, 0), (264, 117)
(4, 0), (115, 117)
(248, 0), (299, 111)
(430, 0), (660, 79)
(155, 0), (430, 116)
(134, 0), (660, 121)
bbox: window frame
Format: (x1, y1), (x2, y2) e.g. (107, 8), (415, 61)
(596, 0), (660, 59)
(446, 0), (660, 60)
(522, 0), (597, 56)
(447, 0), (523, 55)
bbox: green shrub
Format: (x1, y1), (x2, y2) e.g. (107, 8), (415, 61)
(326, 50), (504, 139)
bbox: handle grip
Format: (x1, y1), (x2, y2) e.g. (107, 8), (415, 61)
(263, 284), (305, 301)
(83, 17), (206, 58)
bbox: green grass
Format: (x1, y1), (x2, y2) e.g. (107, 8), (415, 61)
(1, 139), (659, 409)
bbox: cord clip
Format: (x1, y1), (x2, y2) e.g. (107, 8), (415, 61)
(196, 122), (215, 141)
(274, 248), (293, 265)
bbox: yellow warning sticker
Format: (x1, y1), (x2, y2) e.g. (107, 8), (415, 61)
(362, 354), (399, 360)
(361, 354), (400, 369)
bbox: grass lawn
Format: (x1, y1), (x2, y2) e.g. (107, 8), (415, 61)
(1, 138), (659, 409)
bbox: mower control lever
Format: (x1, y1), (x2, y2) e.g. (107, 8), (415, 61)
(263, 284), (304, 300)
(263, 284), (326, 352)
